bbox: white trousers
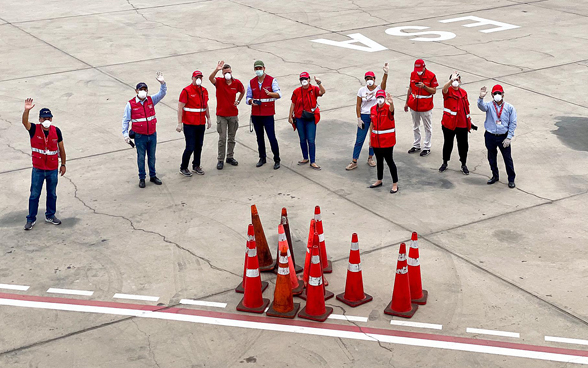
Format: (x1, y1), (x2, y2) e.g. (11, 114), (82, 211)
(410, 109), (433, 150)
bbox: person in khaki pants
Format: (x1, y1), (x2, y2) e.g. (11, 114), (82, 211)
(209, 61), (245, 170)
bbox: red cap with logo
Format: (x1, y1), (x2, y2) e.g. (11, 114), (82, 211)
(364, 71), (375, 79)
(192, 70), (203, 78)
(299, 72), (310, 79)
(414, 59), (425, 72)
(492, 84), (504, 94)
(376, 90), (386, 98)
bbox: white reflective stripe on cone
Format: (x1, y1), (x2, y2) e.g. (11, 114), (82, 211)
(287, 249), (291, 257)
(348, 263), (361, 272)
(311, 255), (320, 264)
(396, 266), (408, 274)
(410, 241), (418, 249)
(278, 233), (287, 242)
(414, 95), (433, 99)
(279, 256), (288, 264)
(277, 267), (289, 275)
(247, 235), (255, 241)
(31, 148), (58, 155)
(309, 276), (323, 286)
(247, 248), (257, 257)
(318, 233), (325, 242)
(183, 107), (206, 112)
(443, 108), (457, 116)
(407, 257), (420, 266)
(350, 242), (359, 251)
(246, 269), (259, 277)
(314, 214), (321, 222)
(259, 98), (276, 102)
(372, 129), (395, 134)
(398, 253), (407, 261)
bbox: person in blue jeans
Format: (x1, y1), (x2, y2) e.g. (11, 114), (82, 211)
(346, 64), (389, 170)
(288, 72), (326, 170)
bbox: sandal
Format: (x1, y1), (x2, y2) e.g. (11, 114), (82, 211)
(310, 163), (321, 170)
(298, 159), (309, 165)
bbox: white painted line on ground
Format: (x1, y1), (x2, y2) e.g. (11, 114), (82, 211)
(0, 284), (30, 291)
(390, 320), (443, 330)
(113, 293), (159, 302)
(179, 299), (227, 308)
(546, 336), (588, 347)
(328, 314), (368, 323)
(467, 328), (520, 338)
(47, 288), (93, 296)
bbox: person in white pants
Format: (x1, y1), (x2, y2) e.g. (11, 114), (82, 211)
(404, 59), (438, 157)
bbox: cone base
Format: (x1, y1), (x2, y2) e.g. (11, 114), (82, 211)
(384, 302), (418, 318)
(235, 281), (269, 294)
(236, 298), (270, 314)
(298, 306), (333, 322)
(322, 260), (333, 274)
(411, 289), (428, 305)
(297, 288), (334, 301)
(294, 264), (303, 274)
(335, 292), (373, 308)
(266, 302), (301, 319)
(292, 279), (305, 296)
(259, 261), (277, 272)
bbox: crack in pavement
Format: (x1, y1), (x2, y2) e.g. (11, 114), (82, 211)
(437, 42), (528, 73)
(131, 319), (162, 368)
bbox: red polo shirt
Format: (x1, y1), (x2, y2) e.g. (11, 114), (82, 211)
(215, 77), (244, 117)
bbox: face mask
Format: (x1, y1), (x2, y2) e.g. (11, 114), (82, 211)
(224, 73), (232, 80)
(301, 79), (309, 86)
(376, 98), (385, 105)
(493, 94), (503, 102)
(195, 78), (202, 86)
(255, 70), (264, 77)
(417, 71), (424, 76)
(366, 80), (375, 87)
(41, 119), (52, 128)
(137, 90), (148, 99)
(451, 80), (459, 88)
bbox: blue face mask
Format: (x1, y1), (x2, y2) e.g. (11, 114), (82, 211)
(255, 70), (264, 77)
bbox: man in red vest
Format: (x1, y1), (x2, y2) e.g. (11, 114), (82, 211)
(122, 72), (167, 188)
(177, 70), (210, 177)
(404, 59), (438, 157)
(21, 99), (67, 230)
(246, 60), (281, 170)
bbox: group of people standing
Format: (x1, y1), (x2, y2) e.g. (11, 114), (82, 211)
(19, 58), (518, 230)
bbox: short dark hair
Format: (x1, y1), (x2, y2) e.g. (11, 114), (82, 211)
(222, 64), (231, 70)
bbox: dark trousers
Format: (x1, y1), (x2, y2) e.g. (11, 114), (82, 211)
(27, 168), (58, 222)
(373, 146), (398, 183)
(181, 124), (206, 170)
(135, 132), (157, 179)
(295, 117), (316, 163)
(252, 115), (280, 163)
(442, 126), (468, 164)
(485, 132), (516, 182)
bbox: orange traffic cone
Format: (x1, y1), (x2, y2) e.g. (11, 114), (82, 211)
(314, 206), (332, 273)
(336, 233), (373, 307)
(277, 224), (304, 295)
(236, 225), (268, 294)
(281, 208), (303, 273)
(408, 232), (428, 305)
(251, 205), (275, 272)
(266, 239), (301, 318)
(384, 243), (418, 318)
(302, 219), (316, 287)
(298, 238), (333, 322)
(299, 231), (333, 301)
(236, 231), (270, 314)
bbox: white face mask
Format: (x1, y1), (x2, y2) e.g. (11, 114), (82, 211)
(224, 73), (232, 80)
(376, 97), (385, 105)
(41, 119), (52, 128)
(451, 80), (459, 88)
(137, 90), (148, 99)
(417, 71), (424, 76)
(301, 79), (309, 86)
(255, 70), (264, 77)
(366, 80), (375, 87)
(195, 78), (202, 86)
(493, 94), (503, 102)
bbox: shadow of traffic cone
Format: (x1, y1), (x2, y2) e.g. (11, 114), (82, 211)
(336, 233), (373, 307)
(408, 232), (428, 305)
(314, 206), (332, 273)
(302, 219), (316, 288)
(281, 208), (303, 273)
(298, 239), (333, 322)
(236, 224), (268, 294)
(251, 205), (275, 272)
(267, 239), (301, 318)
(277, 224), (304, 295)
(384, 243), (418, 318)
(299, 231), (333, 301)
(236, 229), (270, 314)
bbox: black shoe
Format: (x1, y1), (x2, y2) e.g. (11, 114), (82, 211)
(390, 186), (399, 194)
(487, 177), (499, 185)
(179, 168), (192, 177)
(368, 182), (383, 188)
(226, 158), (238, 166)
(256, 159), (266, 168)
(273, 162), (281, 170)
(439, 163), (447, 172)
(150, 176), (162, 185)
(45, 216), (61, 225)
(217, 161), (224, 170)
(508, 182), (516, 189)
(420, 149), (430, 157)
(192, 167), (205, 175)
(24, 220), (35, 230)
(461, 165), (469, 175)
(408, 147), (421, 154)
(139, 179), (146, 188)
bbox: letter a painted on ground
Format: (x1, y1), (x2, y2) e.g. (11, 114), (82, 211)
(311, 33), (387, 52)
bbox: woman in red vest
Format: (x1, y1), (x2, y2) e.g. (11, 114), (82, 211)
(369, 90), (398, 193)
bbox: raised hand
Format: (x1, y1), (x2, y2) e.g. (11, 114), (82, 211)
(156, 71), (165, 84)
(383, 62), (389, 75)
(480, 86), (487, 98)
(314, 76), (321, 84)
(24, 98), (35, 111)
(385, 92), (393, 105)
(216, 60), (224, 71)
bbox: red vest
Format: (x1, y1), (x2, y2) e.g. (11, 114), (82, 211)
(250, 75), (276, 116)
(31, 124), (59, 171)
(182, 84), (208, 125)
(370, 104), (396, 148)
(407, 70), (436, 112)
(292, 86), (321, 124)
(129, 96), (157, 135)
(442, 88), (471, 131)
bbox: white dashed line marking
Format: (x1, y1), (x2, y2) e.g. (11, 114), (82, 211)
(390, 320), (443, 330)
(545, 336), (588, 346)
(179, 299), (227, 308)
(0, 284), (30, 291)
(113, 293), (159, 302)
(466, 328), (520, 338)
(328, 314), (368, 322)
(47, 288), (93, 296)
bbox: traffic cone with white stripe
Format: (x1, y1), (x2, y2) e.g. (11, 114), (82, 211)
(235, 224), (268, 294)
(276, 223), (304, 295)
(408, 232), (428, 305)
(336, 233), (373, 307)
(298, 237), (333, 322)
(314, 206), (332, 273)
(266, 236), (301, 318)
(236, 229), (270, 314)
(384, 243), (418, 318)
(299, 231), (333, 301)
(281, 208), (303, 273)
(251, 205), (275, 272)
(302, 219), (316, 287)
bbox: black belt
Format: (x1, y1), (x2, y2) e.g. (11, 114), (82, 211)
(485, 131), (507, 136)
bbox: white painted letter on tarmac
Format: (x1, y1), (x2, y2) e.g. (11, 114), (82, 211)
(311, 33), (388, 52)
(439, 16), (520, 33)
(385, 26), (456, 42)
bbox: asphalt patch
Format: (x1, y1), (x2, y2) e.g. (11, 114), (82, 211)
(552, 116), (588, 152)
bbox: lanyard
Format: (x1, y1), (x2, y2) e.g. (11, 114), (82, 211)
(493, 101), (504, 120)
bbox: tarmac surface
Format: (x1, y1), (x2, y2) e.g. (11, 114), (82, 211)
(1, 0), (588, 367)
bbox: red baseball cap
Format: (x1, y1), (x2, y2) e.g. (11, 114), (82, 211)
(364, 71), (375, 79)
(414, 59), (425, 72)
(192, 70), (203, 78)
(492, 84), (504, 94)
(376, 90), (386, 98)
(299, 72), (310, 79)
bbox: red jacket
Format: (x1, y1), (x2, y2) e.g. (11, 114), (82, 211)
(129, 96), (157, 135)
(250, 75), (276, 116)
(370, 104), (396, 148)
(291, 86), (321, 124)
(31, 124), (59, 170)
(181, 84), (208, 125)
(407, 69), (438, 112)
(442, 88), (471, 131)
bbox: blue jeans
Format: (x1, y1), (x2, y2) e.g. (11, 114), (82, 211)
(135, 132), (157, 179)
(27, 168), (58, 222)
(352, 114), (374, 160)
(252, 115), (280, 163)
(296, 118), (317, 163)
